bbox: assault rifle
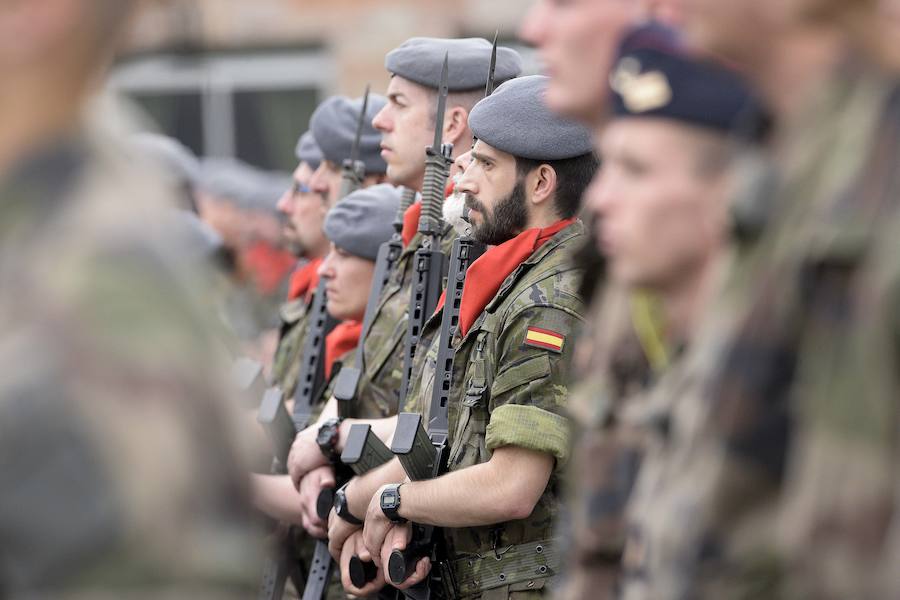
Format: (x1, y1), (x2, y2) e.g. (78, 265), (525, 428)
(397, 53), (453, 405)
(387, 38), (498, 599)
(310, 187), (418, 588)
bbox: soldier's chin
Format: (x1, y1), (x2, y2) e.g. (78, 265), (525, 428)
(442, 191), (470, 237)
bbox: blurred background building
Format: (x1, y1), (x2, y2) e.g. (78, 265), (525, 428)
(113, 0), (539, 172)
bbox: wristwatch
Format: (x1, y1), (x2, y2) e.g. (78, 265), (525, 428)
(380, 483), (407, 524)
(333, 483), (363, 525)
(316, 417), (344, 463)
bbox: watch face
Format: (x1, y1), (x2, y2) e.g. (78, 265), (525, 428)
(316, 428), (332, 446)
(382, 489), (399, 509)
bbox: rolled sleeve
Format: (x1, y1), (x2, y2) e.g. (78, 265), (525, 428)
(486, 402), (572, 468)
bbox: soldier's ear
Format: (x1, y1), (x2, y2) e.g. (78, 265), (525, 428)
(443, 107), (471, 150)
(529, 164), (557, 207)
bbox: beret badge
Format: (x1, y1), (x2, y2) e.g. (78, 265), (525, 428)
(610, 57), (673, 114)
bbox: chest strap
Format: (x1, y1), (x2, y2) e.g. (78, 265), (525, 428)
(439, 538), (558, 598)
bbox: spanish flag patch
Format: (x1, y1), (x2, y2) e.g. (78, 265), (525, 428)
(524, 327), (565, 353)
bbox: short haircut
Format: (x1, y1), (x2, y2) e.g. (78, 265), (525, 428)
(427, 88), (485, 125)
(514, 152), (601, 219)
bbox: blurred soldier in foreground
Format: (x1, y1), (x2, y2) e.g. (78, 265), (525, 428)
(0, 0), (261, 596)
(617, 0), (900, 597)
(558, 25), (765, 600)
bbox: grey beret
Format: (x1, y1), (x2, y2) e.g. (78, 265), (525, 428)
(469, 75), (594, 161)
(310, 95), (387, 174)
(132, 133), (199, 186)
(323, 184), (402, 261)
(386, 37), (523, 92)
(294, 131), (323, 170)
(198, 158), (291, 213)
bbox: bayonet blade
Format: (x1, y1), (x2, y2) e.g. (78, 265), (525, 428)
(432, 53), (449, 151)
(485, 30), (499, 98)
(350, 84), (371, 163)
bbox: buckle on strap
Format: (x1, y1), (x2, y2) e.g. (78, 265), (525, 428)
(441, 539), (558, 597)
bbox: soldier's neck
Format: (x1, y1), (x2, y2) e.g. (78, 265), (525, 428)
(658, 253), (721, 348)
(0, 73), (88, 180)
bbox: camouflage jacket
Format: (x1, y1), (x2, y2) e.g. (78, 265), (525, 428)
(620, 62), (900, 600)
(556, 285), (664, 600)
(270, 295), (312, 401)
(406, 221), (585, 599)
(356, 223), (456, 419)
(0, 115), (260, 596)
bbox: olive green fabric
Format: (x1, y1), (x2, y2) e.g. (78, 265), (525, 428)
(405, 222), (586, 598)
(0, 114), (261, 597)
(357, 224), (456, 419)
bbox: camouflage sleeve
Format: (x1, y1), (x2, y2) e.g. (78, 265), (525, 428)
(0, 244), (260, 591)
(485, 304), (582, 469)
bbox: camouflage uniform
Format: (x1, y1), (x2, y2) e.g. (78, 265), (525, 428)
(406, 222), (585, 599)
(556, 285), (667, 600)
(620, 63), (900, 599)
(270, 286), (313, 401)
(357, 222), (456, 418)
(0, 114), (260, 597)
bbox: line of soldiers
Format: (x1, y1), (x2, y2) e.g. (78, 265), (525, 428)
(1, 0), (898, 599)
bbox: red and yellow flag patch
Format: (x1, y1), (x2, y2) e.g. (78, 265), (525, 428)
(524, 326), (565, 353)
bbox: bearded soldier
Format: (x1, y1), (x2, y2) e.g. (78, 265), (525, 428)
(344, 75), (598, 599)
(286, 37), (523, 545)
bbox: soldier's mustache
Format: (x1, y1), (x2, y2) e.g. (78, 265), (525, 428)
(464, 194), (486, 215)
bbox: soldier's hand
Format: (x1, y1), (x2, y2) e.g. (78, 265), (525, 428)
(298, 464), (334, 538)
(340, 530), (386, 596)
(363, 484), (395, 568)
(287, 427), (328, 490)
(381, 523), (431, 589)
(328, 507), (361, 562)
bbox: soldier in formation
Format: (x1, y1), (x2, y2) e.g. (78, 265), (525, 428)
(5, 0), (900, 598)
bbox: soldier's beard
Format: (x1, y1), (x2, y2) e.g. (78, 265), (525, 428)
(466, 180), (529, 246)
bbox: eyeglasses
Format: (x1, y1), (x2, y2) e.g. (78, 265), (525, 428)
(291, 181), (312, 195)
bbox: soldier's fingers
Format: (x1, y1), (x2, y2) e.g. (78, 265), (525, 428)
(318, 468), (336, 489)
(328, 535), (343, 562)
(394, 557), (431, 590)
(364, 523), (387, 569)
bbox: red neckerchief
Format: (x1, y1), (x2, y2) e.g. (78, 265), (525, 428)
(287, 257), (322, 302)
(241, 240), (297, 296)
(324, 320), (363, 380)
(401, 201), (422, 248)
(436, 218), (576, 338)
